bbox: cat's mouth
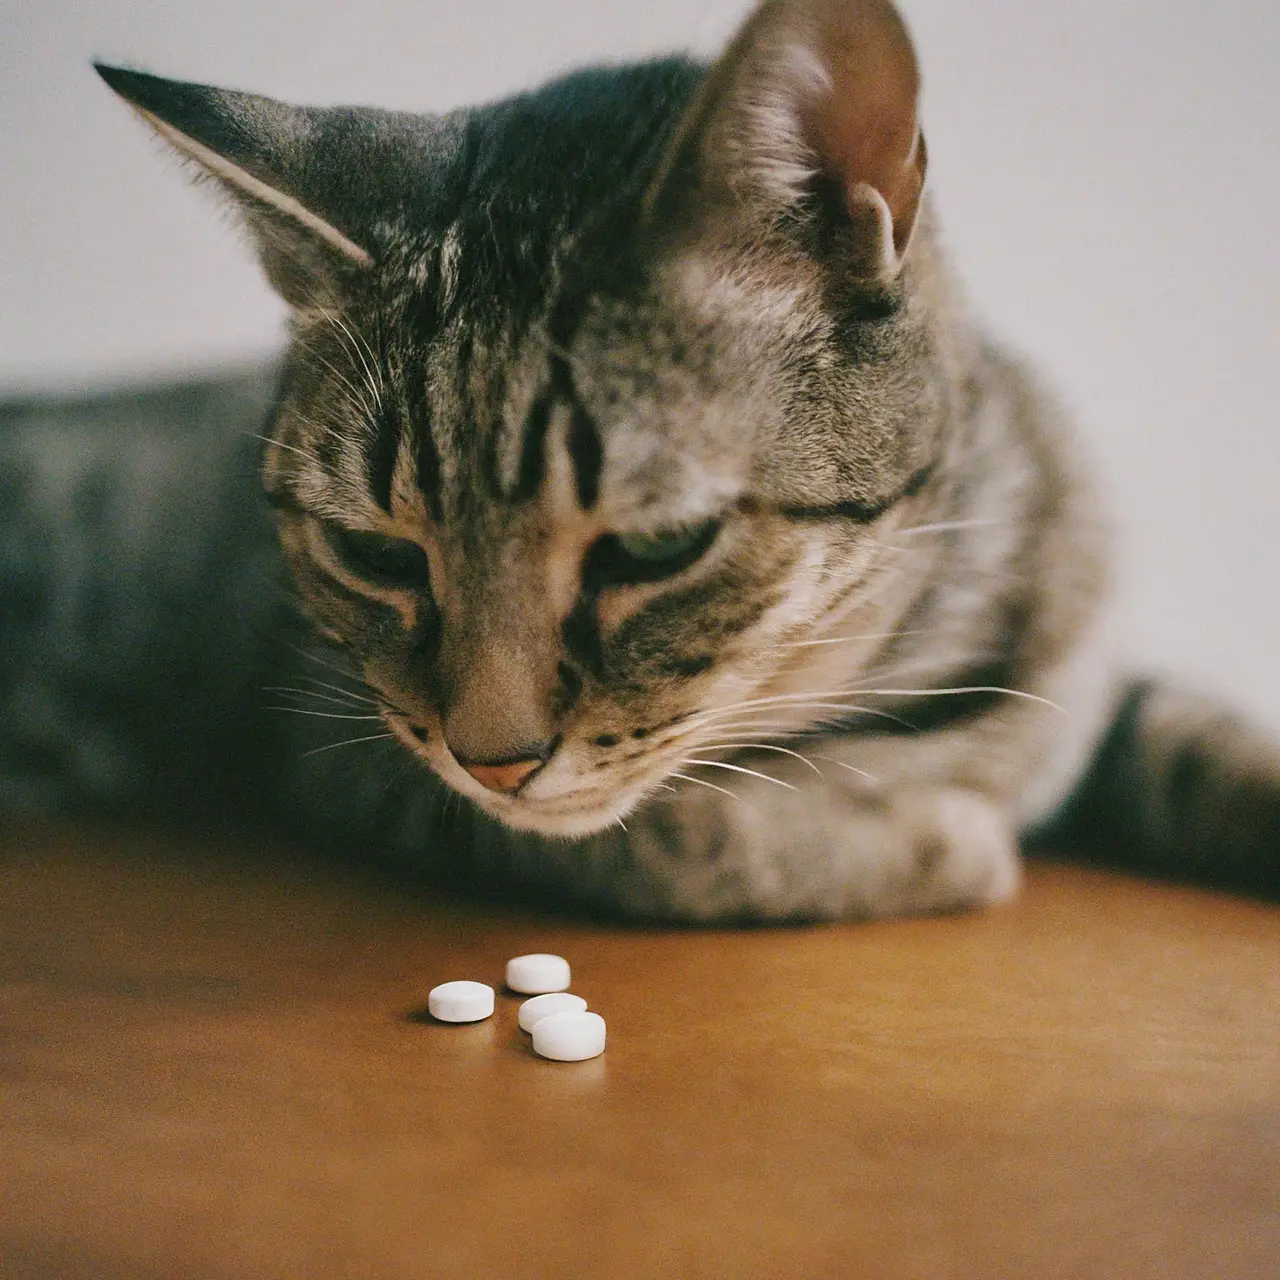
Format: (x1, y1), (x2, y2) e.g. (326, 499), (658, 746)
(385, 716), (657, 837)
(443, 764), (659, 838)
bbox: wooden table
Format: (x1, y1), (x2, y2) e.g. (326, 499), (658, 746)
(3, 824), (1277, 1278)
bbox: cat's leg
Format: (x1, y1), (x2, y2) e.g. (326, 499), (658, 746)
(608, 764), (1021, 923)
(561, 618), (1122, 923)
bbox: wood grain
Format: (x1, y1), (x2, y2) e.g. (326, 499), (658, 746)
(2, 824), (1277, 1279)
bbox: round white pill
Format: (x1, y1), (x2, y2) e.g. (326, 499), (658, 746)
(518, 992), (588, 1033)
(505, 953), (571, 995)
(531, 1010), (606, 1062)
(427, 980), (494, 1023)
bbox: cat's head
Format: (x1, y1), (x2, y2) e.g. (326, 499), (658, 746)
(99, 0), (954, 836)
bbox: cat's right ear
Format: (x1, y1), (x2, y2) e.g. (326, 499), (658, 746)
(645, 0), (926, 282)
(95, 64), (375, 307)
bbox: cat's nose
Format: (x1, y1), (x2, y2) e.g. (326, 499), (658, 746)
(454, 746), (552, 795)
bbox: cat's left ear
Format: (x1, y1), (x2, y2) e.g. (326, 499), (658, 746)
(647, 0), (926, 282)
(95, 63), (380, 307)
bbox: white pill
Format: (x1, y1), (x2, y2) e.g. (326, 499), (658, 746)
(505, 953), (571, 995)
(427, 980), (494, 1023)
(518, 992), (588, 1033)
(531, 1010), (606, 1062)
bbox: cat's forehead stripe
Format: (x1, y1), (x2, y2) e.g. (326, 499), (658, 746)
(505, 344), (602, 511)
(567, 404), (603, 510)
(365, 402), (402, 514)
(416, 401), (442, 520)
(512, 389), (553, 503)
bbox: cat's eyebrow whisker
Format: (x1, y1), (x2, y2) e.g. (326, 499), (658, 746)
(667, 771), (743, 804)
(290, 410), (350, 446)
(317, 307), (383, 411)
(301, 731), (397, 758)
(679, 757), (799, 792)
(292, 336), (377, 419)
(245, 432), (324, 466)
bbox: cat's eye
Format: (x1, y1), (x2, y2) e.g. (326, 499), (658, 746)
(325, 525), (431, 586)
(616, 527), (711, 564)
(584, 519), (721, 588)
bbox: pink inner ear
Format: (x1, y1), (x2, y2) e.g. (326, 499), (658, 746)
(801, 1), (925, 257)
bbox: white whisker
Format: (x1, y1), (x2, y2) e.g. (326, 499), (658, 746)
(267, 706), (385, 722)
(290, 410), (350, 447)
(290, 644), (366, 685)
(691, 741), (823, 775)
(263, 685), (372, 710)
(688, 697), (914, 730)
(283, 647), (416, 719)
(293, 336), (376, 417)
(679, 758), (798, 792)
(263, 686), (371, 706)
(246, 433), (324, 466)
(319, 307), (383, 411)
(840, 686), (1068, 714)
(810, 755), (878, 782)
(771, 628), (934, 650)
(856, 653), (985, 683)
(687, 719), (812, 740)
(302, 732), (396, 758)
(668, 771), (742, 804)
(891, 519), (1006, 538)
(295, 676), (380, 706)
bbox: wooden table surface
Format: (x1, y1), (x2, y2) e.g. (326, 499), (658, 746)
(2, 823), (1277, 1279)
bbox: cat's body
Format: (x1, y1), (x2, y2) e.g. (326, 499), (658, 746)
(1, 370), (283, 818)
(3, 0), (1277, 917)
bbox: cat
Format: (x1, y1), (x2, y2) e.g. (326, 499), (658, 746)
(3, 0), (1277, 919)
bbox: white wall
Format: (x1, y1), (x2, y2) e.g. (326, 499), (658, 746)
(3, 0), (1278, 726)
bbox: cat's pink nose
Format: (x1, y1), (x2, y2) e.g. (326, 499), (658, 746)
(459, 755), (544, 795)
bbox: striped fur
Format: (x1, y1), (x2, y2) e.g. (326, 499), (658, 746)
(3, 0), (1273, 920)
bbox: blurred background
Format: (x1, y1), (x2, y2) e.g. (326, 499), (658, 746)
(2, 0), (1277, 725)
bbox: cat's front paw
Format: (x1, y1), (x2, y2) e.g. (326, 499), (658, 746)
(618, 760), (1019, 923)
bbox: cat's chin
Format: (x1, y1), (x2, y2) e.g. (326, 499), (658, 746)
(474, 799), (635, 840)
(462, 785), (654, 840)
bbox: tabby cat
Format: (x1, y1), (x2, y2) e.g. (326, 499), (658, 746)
(3, 0), (1277, 918)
